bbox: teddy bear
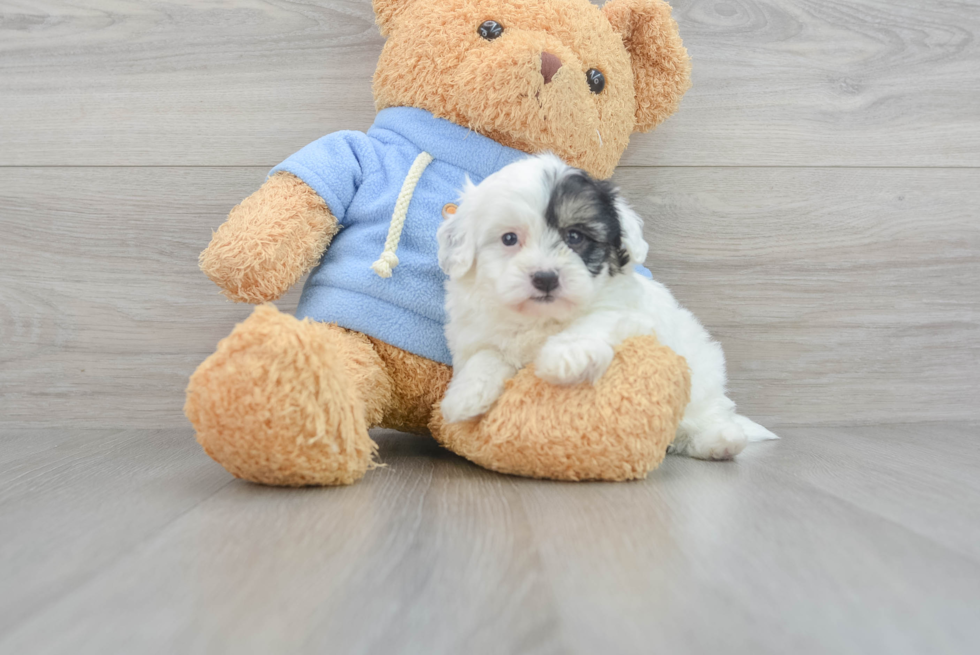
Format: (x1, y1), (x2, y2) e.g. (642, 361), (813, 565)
(184, 0), (692, 485)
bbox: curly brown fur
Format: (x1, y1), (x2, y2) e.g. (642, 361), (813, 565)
(370, 337), (453, 435)
(430, 335), (690, 481)
(373, 0), (689, 179)
(603, 0), (692, 132)
(200, 172), (338, 303)
(186, 305), (456, 485)
(185, 305), (378, 486)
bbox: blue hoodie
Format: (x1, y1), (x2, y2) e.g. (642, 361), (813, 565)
(271, 107), (651, 365)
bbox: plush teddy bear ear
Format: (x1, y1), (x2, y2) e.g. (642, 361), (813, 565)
(603, 0), (692, 133)
(373, 0), (413, 37)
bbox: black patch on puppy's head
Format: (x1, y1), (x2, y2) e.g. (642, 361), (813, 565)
(544, 170), (630, 276)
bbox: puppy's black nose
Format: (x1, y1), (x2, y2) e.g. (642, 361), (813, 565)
(531, 271), (560, 293)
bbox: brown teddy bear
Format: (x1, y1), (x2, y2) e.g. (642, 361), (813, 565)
(185, 0), (692, 485)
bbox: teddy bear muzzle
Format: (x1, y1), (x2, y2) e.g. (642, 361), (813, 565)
(451, 35), (599, 168)
(540, 51), (562, 84)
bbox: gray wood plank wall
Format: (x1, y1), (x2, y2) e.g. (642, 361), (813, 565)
(1, 0), (978, 430)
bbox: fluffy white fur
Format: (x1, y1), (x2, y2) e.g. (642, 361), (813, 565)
(437, 154), (777, 460)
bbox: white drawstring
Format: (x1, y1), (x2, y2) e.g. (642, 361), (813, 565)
(371, 151), (434, 278)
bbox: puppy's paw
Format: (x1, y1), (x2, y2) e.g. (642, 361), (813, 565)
(683, 420), (748, 461)
(440, 378), (505, 424)
(534, 336), (615, 386)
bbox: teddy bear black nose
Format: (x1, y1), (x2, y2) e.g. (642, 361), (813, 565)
(540, 52), (562, 84)
(531, 270), (560, 293)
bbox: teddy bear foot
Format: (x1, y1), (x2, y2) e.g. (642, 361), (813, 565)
(185, 304), (378, 486)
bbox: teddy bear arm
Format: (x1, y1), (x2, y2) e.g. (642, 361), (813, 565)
(200, 172), (339, 303)
(431, 335), (691, 481)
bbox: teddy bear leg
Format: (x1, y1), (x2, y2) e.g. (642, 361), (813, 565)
(367, 337), (452, 435)
(185, 304), (394, 486)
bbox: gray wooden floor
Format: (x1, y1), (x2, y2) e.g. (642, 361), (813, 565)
(1, 0), (979, 652)
(2, 425), (979, 654)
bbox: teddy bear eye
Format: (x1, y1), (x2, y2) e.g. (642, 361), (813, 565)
(586, 68), (605, 94)
(478, 20), (504, 40)
(501, 232), (519, 246)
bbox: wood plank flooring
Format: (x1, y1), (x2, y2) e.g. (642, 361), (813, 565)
(1, 425), (978, 655)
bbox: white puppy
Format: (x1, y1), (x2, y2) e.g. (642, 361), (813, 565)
(437, 154), (776, 460)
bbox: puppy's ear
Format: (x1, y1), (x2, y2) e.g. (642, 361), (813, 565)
(437, 213), (476, 279)
(615, 196), (650, 265)
(373, 0), (417, 37)
(603, 0), (691, 133)
(437, 180), (478, 279)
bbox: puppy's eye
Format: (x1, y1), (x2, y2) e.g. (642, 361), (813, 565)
(586, 68), (605, 94)
(478, 20), (504, 40)
(565, 229), (584, 245)
(501, 232), (519, 246)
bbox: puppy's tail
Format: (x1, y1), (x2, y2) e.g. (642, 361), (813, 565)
(733, 414), (779, 442)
